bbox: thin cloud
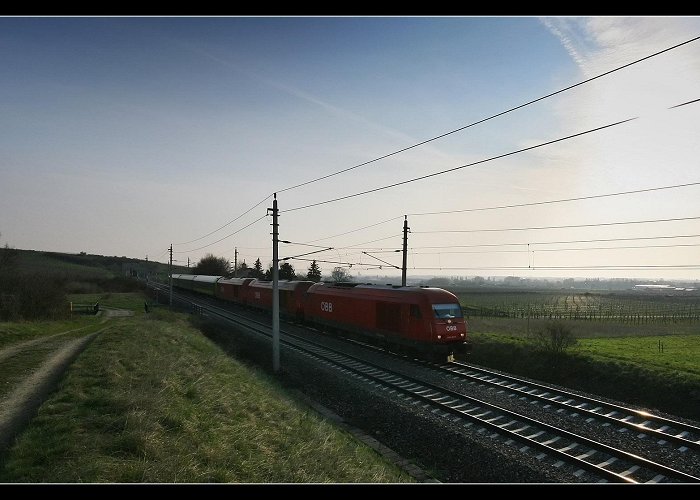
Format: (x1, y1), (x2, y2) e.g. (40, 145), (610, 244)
(539, 17), (593, 76)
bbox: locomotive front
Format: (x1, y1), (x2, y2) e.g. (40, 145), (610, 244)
(423, 289), (471, 360)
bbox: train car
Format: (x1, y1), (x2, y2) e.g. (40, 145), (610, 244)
(247, 279), (315, 320)
(303, 283), (469, 361)
(171, 274), (221, 296)
(216, 277), (255, 306)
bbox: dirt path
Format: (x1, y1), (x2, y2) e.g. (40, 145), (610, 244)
(0, 309), (133, 455)
(0, 324), (97, 364)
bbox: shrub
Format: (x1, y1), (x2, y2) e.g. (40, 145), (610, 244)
(0, 271), (69, 320)
(531, 321), (577, 354)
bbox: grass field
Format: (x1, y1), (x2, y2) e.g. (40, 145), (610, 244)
(0, 318), (96, 349)
(465, 316), (700, 419)
(0, 297), (414, 483)
(13, 251), (115, 280)
(458, 289), (700, 324)
(575, 335), (700, 377)
(67, 292), (152, 312)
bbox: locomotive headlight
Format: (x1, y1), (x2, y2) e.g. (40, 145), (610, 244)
(461, 333), (465, 337)
(437, 335), (442, 339)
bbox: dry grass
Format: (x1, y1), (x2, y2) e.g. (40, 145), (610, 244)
(0, 311), (414, 483)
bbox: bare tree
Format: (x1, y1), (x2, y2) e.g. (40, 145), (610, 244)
(531, 321), (577, 354)
(330, 267), (353, 283)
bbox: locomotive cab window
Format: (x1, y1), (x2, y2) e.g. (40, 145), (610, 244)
(410, 304), (421, 318)
(432, 303), (463, 319)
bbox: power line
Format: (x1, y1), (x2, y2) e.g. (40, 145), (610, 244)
(282, 117), (637, 212)
(670, 97), (700, 109)
(288, 257), (383, 269)
(280, 240), (335, 249)
(174, 194), (272, 246)
(273, 35), (700, 196)
(412, 215), (700, 235)
(332, 234), (403, 250)
(168, 38), (700, 252)
(173, 214), (268, 253)
(305, 216), (404, 243)
(408, 233), (700, 250)
(409, 265), (700, 271)
(526, 242), (700, 252)
(309, 239), (700, 258)
(407, 181), (700, 217)
(282, 96), (699, 213)
(274, 223), (700, 269)
(149, 248), (169, 261)
(281, 246), (334, 261)
(318, 231), (700, 270)
(410, 242), (700, 256)
(294, 182), (700, 248)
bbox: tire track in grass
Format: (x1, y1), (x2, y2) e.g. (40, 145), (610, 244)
(0, 327), (108, 454)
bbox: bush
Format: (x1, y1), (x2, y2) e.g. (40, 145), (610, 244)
(0, 271), (69, 320)
(531, 321), (577, 354)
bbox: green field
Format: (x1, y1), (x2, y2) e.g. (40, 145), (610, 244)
(575, 335), (700, 377)
(0, 297), (414, 483)
(458, 289), (700, 324)
(463, 314), (700, 419)
(68, 292), (152, 312)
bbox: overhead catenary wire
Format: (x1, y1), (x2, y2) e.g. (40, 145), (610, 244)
(321, 223), (700, 276)
(304, 216), (404, 243)
(281, 247), (334, 261)
(408, 265), (700, 271)
(288, 257), (384, 269)
(295, 181), (700, 247)
(411, 215), (700, 234)
(282, 117), (638, 213)
(174, 194), (272, 246)
(168, 36), (699, 251)
(280, 240), (336, 249)
(272, 35), (700, 196)
(331, 234), (403, 250)
(172, 214), (268, 253)
(301, 231), (700, 275)
(407, 181), (700, 217)
(407, 233), (700, 250)
(291, 220), (700, 260)
(282, 96), (699, 214)
(409, 242), (700, 255)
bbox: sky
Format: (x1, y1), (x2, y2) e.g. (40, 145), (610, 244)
(1, 16), (700, 282)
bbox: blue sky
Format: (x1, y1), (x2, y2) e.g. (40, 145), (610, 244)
(2, 16), (699, 281)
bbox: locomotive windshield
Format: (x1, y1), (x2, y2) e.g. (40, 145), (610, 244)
(432, 303), (463, 319)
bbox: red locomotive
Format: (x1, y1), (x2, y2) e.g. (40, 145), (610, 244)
(171, 274), (470, 361)
(303, 283), (469, 360)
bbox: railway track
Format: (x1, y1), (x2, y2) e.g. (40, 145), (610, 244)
(435, 360), (700, 452)
(156, 284), (700, 483)
(283, 338), (698, 483)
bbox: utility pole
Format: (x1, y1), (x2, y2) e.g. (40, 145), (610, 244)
(187, 257), (190, 268)
(267, 194), (280, 373)
(234, 247), (238, 278)
(401, 215), (410, 286)
(168, 243), (173, 307)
